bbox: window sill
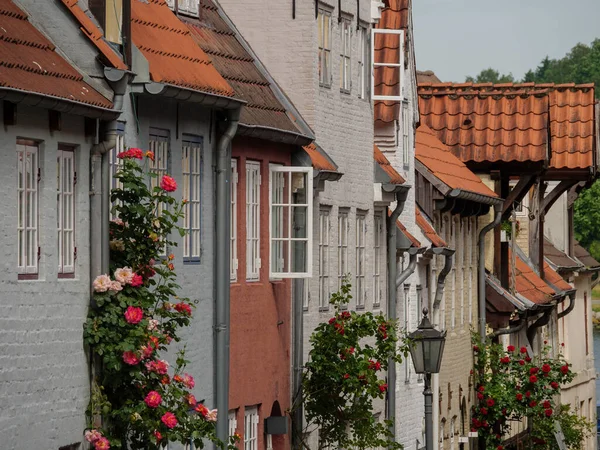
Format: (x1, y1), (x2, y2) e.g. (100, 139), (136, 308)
(58, 273), (75, 279)
(340, 88), (351, 95)
(319, 83), (332, 89)
(18, 273), (39, 281)
(183, 259), (202, 265)
(318, 306), (330, 312)
(355, 305), (365, 311)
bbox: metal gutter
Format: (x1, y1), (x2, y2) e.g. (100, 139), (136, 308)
(140, 82), (246, 109)
(0, 87), (120, 120)
(557, 291), (576, 319)
(448, 188), (504, 206)
(491, 313), (527, 338)
(237, 123), (313, 146)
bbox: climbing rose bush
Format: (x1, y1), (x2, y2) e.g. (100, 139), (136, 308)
(298, 280), (409, 450)
(83, 150), (226, 449)
(471, 335), (592, 449)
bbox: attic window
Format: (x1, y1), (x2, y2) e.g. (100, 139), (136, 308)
(166, 0), (199, 17)
(371, 29), (404, 102)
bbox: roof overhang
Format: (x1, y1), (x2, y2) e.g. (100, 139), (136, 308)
(133, 82), (246, 110)
(0, 87), (119, 120)
(237, 123), (313, 146)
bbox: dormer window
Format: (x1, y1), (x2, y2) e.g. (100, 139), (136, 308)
(165, 0), (199, 17)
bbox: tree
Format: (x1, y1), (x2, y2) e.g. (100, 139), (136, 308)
(466, 68), (515, 84)
(574, 179), (600, 262)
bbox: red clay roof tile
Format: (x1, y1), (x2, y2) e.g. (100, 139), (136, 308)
(416, 124), (498, 198)
(396, 218), (421, 248)
(303, 143), (337, 172)
(415, 207), (447, 247)
(418, 83), (595, 170)
(511, 250), (555, 305)
(59, 0), (127, 70)
(131, 0), (233, 97)
(373, 0), (409, 123)
(181, 0), (300, 133)
(0, 0), (112, 108)
(374, 144), (406, 184)
(543, 260), (572, 292)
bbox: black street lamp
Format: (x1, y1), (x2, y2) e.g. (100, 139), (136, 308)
(408, 308), (446, 450)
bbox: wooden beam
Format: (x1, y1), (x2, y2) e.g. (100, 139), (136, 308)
(502, 174), (537, 219)
(529, 181), (547, 275)
(541, 180), (577, 213)
(567, 182), (586, 208)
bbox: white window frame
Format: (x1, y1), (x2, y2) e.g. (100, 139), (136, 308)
(268, 166), (314, 278)
(165, 0), (198, 16)
(318, 208), (331, 308)
(357, 25), (368, 99)
(109, 132), (125, 221)
(303, 278), (310, 310)
(355, 212), (367, 308)
(228, 410), (237, 438)
(318, 9), (332, 87)
(451, 267), (456, 329)
(373, 213), (384, 307)
(17, 140), (39, 277)
(230, 159), (239, 281)
(182, 136), (203, 262)
(246, 161), (261, 281)
(340, 17), (352, 92)
(402, 100), (410, 167)
(149, 128), (170, 255)
(338, 210), (349, 288)
(371, 29), (404, 101)
(57, 147), (76, 276)
(244, 407), (259, 450)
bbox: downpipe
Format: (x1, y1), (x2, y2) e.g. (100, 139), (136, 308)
(478, 203), (503, 338)
(215, 108), (240, 447)
(557, 291), (576, 319)
(386, 187), (409, 441)
(490, 312), (527, 338)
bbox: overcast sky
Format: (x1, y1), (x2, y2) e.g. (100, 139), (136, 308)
(412, 0), (600, 83)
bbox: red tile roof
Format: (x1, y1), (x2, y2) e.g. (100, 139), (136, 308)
(416, 124), (498, 198)
(543, 261), (573, 292)
(0, 0), (112, 108)
(182, 0), (301, 133)
(131, 0), (233, 97)
(59, 0), (127, 69)
(418, 83), (595, 170)
(512, 250), (555, 304)
(303, 143), (338, 172)
(415, 207), (447, 247)
(373, 0), (409, 123)
(374, 144), (406, 184)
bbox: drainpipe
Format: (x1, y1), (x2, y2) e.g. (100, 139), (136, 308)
(215, 108), (240, 447)
(430, 248), (454, 450)
(478, 203), (503, 338)
(557, 291), (576, 319)
(526, 307), (554, 345)
(386, 187), (409, 440)
(90, 69), (129, 280)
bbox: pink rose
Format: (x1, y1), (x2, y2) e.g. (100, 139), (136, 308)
(114, 267), (134, 284)
(182, 373), (195, 389)
(130, 274), (143, 287)
(141, 345), (154, 359)
(123, 351), (140, 365)
(94, 436), (111, 450)
(124, 306), (144, 324)
(160, 175), (177, 192)
(109, 280), (122, 293)
(206, 409), (218, 422)
(195, 403), (209, 418)
(186, 394), (197, 406)
(93, 274), (112, 292)
(85, 430), (102, 443)
(145, 359), (169, 375)
(145, 391), (162, 408)
(153, 430), (162, 442)
(161, 412), (178, 429)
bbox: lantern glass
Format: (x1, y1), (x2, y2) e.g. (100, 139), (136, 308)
(408, 309), (446, 375)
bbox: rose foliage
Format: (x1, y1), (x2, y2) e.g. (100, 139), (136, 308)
(471, 335), (592, 449)
(299, 280), (409, 450)
(83, 150), (227, 449)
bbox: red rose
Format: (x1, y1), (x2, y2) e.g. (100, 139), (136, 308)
(525, 391), (531, 398)
(328, 317), (336, 324)
(560, 365), (569, 374)
(497, 446), (504, 450)
(519, 360), (525, 366)
(480, 407), (488, 415)
(525, 357), (532, 362)
(343, 374), (350, 379)
(124, 306), (144, 324)
(550, 381), (559, 389)
(545, 408), (553, 417)
(477, 392), (484, 400)
(520, 347), (527, 354)
(473, 345), (480, 352)
(130, 274), (143, 287)
(144, 391), (162, 408)
(161, 412), (178, 429)
(500, 356), (510, 364)
(516, 393), (523, 401)
(478, 386), (485, 392)
(529, 400), (537, 407)
(542, 364), (551, 373)
(160, 175), (177, 192)
(530, 367), (539, 375)
(379, 383), (388, 393)
(529, 375), (538, 383)
(543, 400), (551, 409)
(174, 302), (192, 315)
(153, 430), (162, 442)
(507, 345), (515, 352)
(487, 398), (495, 407)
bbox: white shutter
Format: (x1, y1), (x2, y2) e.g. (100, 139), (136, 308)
(17, 142), (39, 275)
(57, 149), (75, 274)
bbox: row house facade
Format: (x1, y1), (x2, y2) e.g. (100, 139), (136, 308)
(417, 80), (598, 449)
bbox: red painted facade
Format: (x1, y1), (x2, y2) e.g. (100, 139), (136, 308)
(230, 136), (293, 450)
